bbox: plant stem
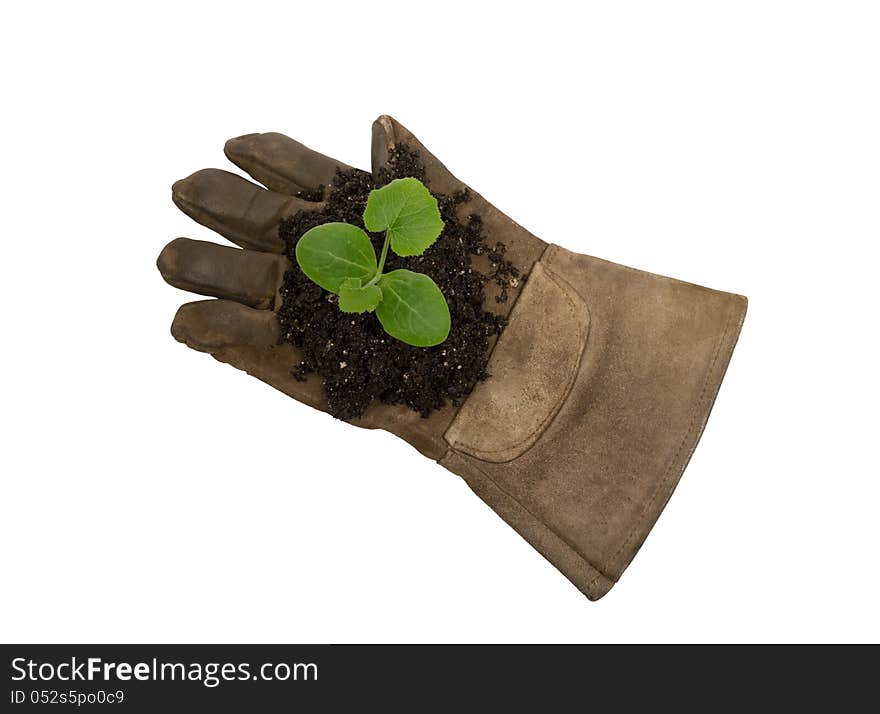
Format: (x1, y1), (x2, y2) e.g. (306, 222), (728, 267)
(368, 232), (391, 285)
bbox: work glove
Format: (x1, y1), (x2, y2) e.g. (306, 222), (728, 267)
(159, 115), (746, 600)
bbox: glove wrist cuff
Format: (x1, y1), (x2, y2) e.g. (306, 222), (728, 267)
(441, 244), (747, 599)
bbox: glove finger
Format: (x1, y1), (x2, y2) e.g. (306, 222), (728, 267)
(224, 131), (357, 196)
(157, 238), (289, 309)
(170, 299), (281, 353)
(371, 114), (466, 196)
(172, 169), (318, 252)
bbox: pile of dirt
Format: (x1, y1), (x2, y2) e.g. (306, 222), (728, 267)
(276, 145), (520, 420)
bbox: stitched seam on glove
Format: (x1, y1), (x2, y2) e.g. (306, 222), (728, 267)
(443, 249), (589, 461)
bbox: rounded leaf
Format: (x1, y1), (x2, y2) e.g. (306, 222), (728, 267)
(338, 277), (382, 314)
(363, 177), (444, 257)
(295, 223), (377, 293)
(376, 270), (451, 347)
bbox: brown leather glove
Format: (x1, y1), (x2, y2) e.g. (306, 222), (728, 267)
(159, 115), (746, 600)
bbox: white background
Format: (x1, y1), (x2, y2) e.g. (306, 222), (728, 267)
(2, 1), (878, 644)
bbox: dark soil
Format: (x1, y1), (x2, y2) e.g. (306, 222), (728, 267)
(277, 145), (521, 420)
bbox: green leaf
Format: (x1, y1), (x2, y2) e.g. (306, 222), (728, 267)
(295, 222), (377, 293)
(375, 269), (450, 347)
(362, 177), (444, 257)
(338, 277), (382, 314)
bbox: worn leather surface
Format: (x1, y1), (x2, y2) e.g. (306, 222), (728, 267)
(442, 244), (746, 599)
(444, 259), (591, 463)
(159, 116), (746, 599)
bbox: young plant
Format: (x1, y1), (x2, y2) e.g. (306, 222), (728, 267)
(295, 177), (450, 347)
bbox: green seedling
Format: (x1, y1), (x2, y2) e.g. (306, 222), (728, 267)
(295, 177), (450, 347)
